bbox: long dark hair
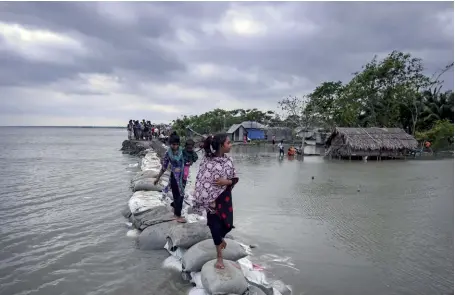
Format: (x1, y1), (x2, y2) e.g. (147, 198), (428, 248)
(203, 133), (228, 158)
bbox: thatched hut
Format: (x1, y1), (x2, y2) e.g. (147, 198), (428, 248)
(325, 127), (418, 160)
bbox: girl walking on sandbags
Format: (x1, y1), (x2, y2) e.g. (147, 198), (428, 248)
(193, 134), (239, 269)
(154, 131), (187, 223)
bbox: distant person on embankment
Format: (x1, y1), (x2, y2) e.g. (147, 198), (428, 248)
(134, 121), (141, 140)
(182, 139), (198, 189)
(127, 120), (133, 140)
(154, 131), (187, 223)
(272, 135), (276, 145)
(193, 134), (239, 269)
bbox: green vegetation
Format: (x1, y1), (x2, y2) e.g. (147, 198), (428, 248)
(172, 108), (281, 136)
(172, 51), (453, 150)
(298, 51), (453, 136)
(416, 120), (454, 151)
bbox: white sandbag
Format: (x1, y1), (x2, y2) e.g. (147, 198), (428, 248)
(132, 170), (160, 182)
(131, 178), (167, 191)
(141, 154), (161, 171)
(133, 179), (164, 192)
(138, 221), (174, 250)
(162, 255), (183, 272)
(201, 259), (248, 295)
(128, 191), (165, 215)
(183, 239), (248, 272)
(166, 221), (213, 251)
(131, 206), (175, 230)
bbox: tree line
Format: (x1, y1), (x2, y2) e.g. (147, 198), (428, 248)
(172, 51), (453, 149)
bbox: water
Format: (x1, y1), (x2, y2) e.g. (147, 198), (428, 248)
(0, 128), (453, 295)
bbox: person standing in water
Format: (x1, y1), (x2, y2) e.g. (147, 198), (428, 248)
(193, 134), (239, 269)
(154, 131), (186, 223)
(278, 140), (285, 157)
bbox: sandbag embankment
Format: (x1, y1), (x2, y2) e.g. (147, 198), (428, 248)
(122, 142), (293, 295)
(121, 140), (154, 156)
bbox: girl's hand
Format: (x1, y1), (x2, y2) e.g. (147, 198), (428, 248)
(213, 178), (232, 186)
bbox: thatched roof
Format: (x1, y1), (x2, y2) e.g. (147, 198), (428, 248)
(326, 127), (418, 150)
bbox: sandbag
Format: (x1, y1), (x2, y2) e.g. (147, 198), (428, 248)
(131, 205), (175, 230)
(166, 221), (212, 251)
(121, 204), (132, 219)
(183, 239), (247, 272)
(141, 154), (161, 171)
(128, 191), (164, 215)
(201, 259), (248, 295)
(138, 222), (174, 250)
(132, 170), (160, 182)
(131, 177), (168, 190)
(133, 179), (164, 192)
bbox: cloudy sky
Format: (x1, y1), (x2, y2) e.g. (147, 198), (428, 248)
(0, 2), (453, 126)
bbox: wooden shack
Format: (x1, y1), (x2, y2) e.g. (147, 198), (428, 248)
(324, 127), (418, 160)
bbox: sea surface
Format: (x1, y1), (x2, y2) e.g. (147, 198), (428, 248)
(0, 127), (453, 295)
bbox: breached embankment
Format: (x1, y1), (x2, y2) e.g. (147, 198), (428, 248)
(120, 139), (292, 295)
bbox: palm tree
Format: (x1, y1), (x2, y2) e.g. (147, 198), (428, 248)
(421, 90), (454, 128)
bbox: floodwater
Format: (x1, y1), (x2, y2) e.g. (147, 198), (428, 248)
(0, 128), (453, 295)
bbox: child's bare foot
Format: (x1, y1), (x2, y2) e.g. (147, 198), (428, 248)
(215, 258), (225, 269)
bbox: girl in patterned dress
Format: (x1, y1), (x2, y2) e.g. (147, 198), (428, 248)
(193, 134), (239, 269)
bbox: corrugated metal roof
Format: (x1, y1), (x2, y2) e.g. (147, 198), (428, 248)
(241, 121), (266, 129)
(227, 124), (241, 134)
(227, 121), (267, 133)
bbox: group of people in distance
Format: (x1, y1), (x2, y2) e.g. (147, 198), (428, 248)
(154, 131), (237, 270)
(126, 120), (169, 142)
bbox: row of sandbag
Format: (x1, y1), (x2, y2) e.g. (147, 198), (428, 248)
(125, 149), (292, 295)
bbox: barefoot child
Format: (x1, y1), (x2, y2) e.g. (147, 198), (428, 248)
(193, 134), (239, 269)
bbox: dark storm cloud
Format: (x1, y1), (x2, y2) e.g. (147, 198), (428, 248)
(183, 1), (453, 85)
(0, 1), (452, 125)
(0, 2), (185, 86)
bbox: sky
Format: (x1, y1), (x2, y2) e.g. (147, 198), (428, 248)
(0, 2), (453, 126)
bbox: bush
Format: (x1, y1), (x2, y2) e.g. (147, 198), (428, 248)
(415, 120), (454, 150)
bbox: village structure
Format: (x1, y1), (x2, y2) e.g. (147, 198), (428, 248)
(222, 121), (420, 161)
(324, 127), (418, 160)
